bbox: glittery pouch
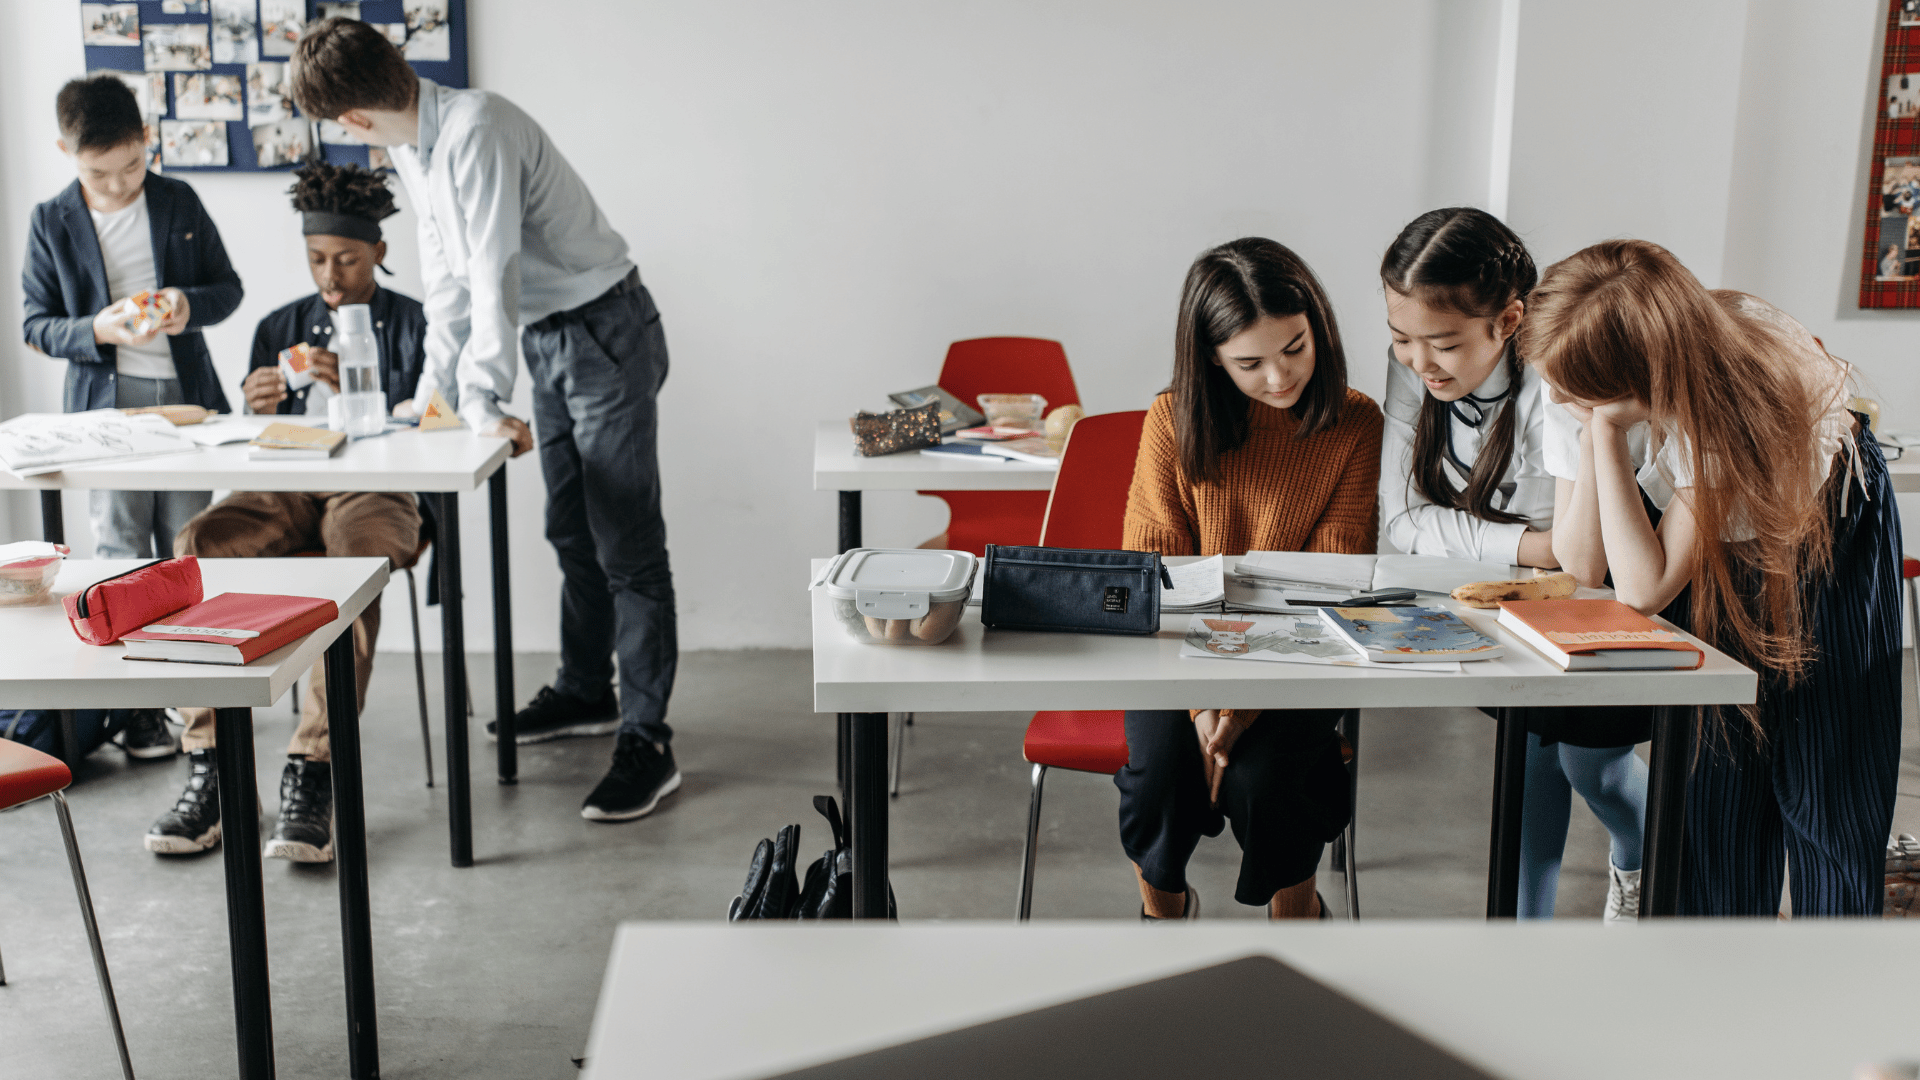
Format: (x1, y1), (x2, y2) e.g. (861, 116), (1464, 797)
(850, 401), (942, 457)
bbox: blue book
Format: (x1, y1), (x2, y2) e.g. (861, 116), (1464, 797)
(1316, 605), (1503, 663)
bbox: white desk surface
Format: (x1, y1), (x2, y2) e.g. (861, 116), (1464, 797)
(581, 921), (1920, 1080)
(813, 420), (1058, 492)
(0, 557), (386, 709)
(811, 557), (1757, 713)
(0, 414), (509, 493)
(1887, 458), (1919, 493)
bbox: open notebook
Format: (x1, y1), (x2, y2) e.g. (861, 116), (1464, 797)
(1235, 551), (1513, 603)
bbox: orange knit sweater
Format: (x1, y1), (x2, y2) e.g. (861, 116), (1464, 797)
(1122, 387), (1383, 558)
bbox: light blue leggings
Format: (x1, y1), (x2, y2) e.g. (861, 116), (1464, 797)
(1519, 733), (1647, 919)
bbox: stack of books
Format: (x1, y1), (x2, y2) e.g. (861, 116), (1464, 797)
(248, 422), (347, 461)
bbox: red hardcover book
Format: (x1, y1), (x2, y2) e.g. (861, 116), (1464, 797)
(119, 592), (339, 666)
(1496, 598), (1704, 671)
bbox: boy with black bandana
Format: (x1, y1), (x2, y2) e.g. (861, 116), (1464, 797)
(147, 162), (428, 862)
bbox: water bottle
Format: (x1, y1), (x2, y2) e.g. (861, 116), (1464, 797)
(333, 304), (384, 437)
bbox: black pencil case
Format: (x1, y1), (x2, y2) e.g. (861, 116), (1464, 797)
(979, 544), (1170, 636)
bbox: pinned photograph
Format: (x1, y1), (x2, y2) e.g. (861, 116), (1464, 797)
(1891, 72), (1920, 121)
(211, 0), (259, 64)
(317, 2), (361, 19)
(253, 118), (310, 168)
(143, 22), (211, 71)
(372, 23), (407, 47)
(162, 0), (209, 12)
(1877, 215), (1913, 281)
(1883, 156), (1920, 216)
(246, 62), (294, 125)
(404, 0), (452, 61)
(81, 4), (140, 48)
(92, 69), (166, 118)
(260, 0), (305, 58)
(145, 123), (163, 174)
(1904, 0), (1920, 28)
(173, 73), (243, 122)
(161, 119), (229, 167)
(316, 119), (359, 145)
(368, 146), (392, 171)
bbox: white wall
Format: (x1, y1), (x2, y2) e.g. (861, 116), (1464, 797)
(2, 1), (1910, 653)
(2, 0), (1455, 652)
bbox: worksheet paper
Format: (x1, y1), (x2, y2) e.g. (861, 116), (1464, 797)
(1179, 612), (1461, 673)
(0, 410), (198, 476)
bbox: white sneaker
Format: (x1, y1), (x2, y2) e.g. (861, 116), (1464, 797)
(1605, 863), (1642, 923)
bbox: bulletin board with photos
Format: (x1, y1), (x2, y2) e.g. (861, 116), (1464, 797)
(75, 0), (466, 174)
(1862, 0), (1920, 305)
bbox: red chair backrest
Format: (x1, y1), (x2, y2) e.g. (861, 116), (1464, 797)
(937, 337), (1081, 416)
(1038, 410), (1148, 549)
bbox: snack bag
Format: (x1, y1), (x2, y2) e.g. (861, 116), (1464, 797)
(127, 289), (173, 335)
(279, 342), (316, 390)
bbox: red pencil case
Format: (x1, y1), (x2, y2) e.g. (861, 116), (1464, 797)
(64, 556), (203, 645)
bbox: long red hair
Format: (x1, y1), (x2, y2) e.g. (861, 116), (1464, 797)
(1518, 241), (1839, 727)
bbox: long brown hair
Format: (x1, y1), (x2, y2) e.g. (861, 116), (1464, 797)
(1380, 208), (1537, 524)
(1518, 240), (1837, 725)
(1172, 238), (1349, 482)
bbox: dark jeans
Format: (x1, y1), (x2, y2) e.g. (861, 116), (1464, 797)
(522, 271), (678, 745)
(1117, 708), (1350, 907)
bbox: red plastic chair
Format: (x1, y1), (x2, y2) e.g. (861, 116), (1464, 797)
(0, 740), (135, 1079)
(1905, 557), (1920, 710)
(920, 337), (1082, 556)
(1015, 411), (1143, 919)
(1012, 410), (1359, 920)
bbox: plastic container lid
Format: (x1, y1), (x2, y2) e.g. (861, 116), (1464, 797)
(818, 548), (977, 620)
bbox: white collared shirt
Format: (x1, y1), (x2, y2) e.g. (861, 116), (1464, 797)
(1379, 351), (1557, 564)
(390, 78), (636, 426)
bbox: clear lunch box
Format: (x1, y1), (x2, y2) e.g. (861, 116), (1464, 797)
(817, 548), (977, 646)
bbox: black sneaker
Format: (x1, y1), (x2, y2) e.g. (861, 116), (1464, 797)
(581, 732), (682, 822)
(264, 757), (333, 863)
(488, 684), (620, 744)
(145, 749), (220, 854)
(116, 709), (177, 760)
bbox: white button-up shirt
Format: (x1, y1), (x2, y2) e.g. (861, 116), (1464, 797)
(1379, 350), (1557, 564)
(390, 78), (635, 426)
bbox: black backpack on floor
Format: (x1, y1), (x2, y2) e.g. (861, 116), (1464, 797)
(730, 796), (896, 920)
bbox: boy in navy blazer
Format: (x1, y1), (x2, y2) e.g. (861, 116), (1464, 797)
(21, 76), (242, 565)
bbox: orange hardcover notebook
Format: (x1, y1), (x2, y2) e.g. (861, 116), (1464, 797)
(1496, 598), (1703, 671)
(119, 592), (339, 665)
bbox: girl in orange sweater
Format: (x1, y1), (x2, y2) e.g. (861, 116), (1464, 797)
(1119, 237), (1383, 920)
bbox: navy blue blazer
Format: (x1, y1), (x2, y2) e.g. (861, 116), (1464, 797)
(21, 174), (242, 414)
(248, 286), (428, 415)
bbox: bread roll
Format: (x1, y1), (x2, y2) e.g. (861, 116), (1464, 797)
(910, 600), (964, 642)
(1451, 571), (1578, 609)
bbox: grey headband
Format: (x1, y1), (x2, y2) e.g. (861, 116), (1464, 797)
(301, 210), (382, 244)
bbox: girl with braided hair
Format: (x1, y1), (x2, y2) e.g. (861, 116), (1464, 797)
(1380, 207), (1650, 920)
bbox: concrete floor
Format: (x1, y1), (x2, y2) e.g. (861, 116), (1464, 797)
(2, 649), (1916, 1079)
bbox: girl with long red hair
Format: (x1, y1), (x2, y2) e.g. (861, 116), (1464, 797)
(1522, 239), (1902, 917)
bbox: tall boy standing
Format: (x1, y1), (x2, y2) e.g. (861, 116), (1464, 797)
(23, 76), (242, 560)
(292, 19), (681, 822)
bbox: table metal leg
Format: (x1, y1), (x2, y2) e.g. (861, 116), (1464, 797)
(489, 470), (516, 785)
(213, 707), (275, 1080)
(846, 711), (890, 918)
(324, 633), (379, 1078)
(836, 713), (852, 812)
(838, 491), (861, 553)
(437, 492), (473, 868)
(1485, 706), (1527, 918)
(1339, 708), (1360, 921)
(1641, 704), (1688, 917)
(39, 490), (64, 544)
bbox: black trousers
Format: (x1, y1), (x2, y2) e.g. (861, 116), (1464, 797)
(522, 272), (679, 745)
(1117, 708), (1350, 906)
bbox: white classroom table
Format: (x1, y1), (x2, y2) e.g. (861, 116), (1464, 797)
(0, 413), (514, 867)
(812, 420), (1056, 551)
(811, 557), (1759, 920)
(0, 557), (389, 1080)
(1887, 458), (1920, 492)
(579, 921), (1920, 1080)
